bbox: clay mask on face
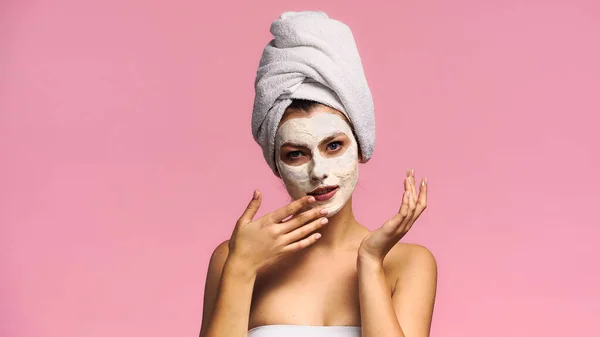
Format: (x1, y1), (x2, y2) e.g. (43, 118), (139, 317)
(275, 112), (359, 216)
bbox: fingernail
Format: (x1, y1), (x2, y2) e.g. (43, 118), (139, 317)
(308, 196), (316, 203)
(253, 190), (258, 199)
(320, 208), (329, 215)
(424, 177), (428, 185)
(406, 169), (410, 177)
(320, 218), (328, 225)
(315, 233), (322, 239)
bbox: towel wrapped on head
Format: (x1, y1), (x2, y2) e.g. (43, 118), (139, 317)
(251, 11), (375, 177)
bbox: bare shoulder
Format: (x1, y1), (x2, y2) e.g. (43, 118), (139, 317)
(210, 239), (230, 266)
(384, 245), (437, 335)
(384, 242), (437, 281)
(199, 240), (231, 337)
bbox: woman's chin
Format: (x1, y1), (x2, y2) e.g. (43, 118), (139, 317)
(321, 200), (346, 217)
(324, 206), (342, 217)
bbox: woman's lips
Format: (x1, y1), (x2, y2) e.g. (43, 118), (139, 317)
(308, 186), (339, 202)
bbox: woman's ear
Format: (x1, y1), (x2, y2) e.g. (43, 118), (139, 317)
(346, 122), (364, 162)
(355, 140), (364, 162)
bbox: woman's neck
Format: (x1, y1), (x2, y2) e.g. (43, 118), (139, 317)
(312, 197), (369, 250)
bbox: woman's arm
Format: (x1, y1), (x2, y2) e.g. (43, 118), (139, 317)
(357, 244), (437, 337)
(198, 194), (327, 337)
(357, 170), (435, 337)
(199, 241), (256, 337)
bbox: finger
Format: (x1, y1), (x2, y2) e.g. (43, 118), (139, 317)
(404, 178), (428, 231)
(407, 170), (418, 207)
(282, 216), (328, 244)
(387, 193), (415, 237)
(409, 169), (418, 200)
(415, 177), (428, 214)
(398, 177), (411, 214)
(269, 196), (316, 223)
(405, 168), (415, 199)
(281, 232), (322, 253)
(280, 206), (328, 233)
(401, 189), (417, 227)
(389, 174), (413, 231)
(396, 176), (416, 227)
(408, 175), (417, 209)
(238, 190), (262, 224)
(392, 186), (410, 226)
(280, 201), (312, 223)
(409, 177), (427, 217)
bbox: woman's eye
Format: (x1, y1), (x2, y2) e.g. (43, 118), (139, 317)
(287, 150), (303, 159)
(327, 141), (343, 151)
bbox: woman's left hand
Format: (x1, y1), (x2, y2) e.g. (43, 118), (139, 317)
(358, 168), (428, 265)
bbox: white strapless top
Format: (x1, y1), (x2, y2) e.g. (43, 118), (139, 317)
(248, 325), (361, 337)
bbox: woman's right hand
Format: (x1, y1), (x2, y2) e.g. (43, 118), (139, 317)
(226, 190), (328, 275)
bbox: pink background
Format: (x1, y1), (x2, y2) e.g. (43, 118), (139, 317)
(1, 0), (599, 336)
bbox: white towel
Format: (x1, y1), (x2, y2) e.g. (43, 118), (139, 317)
(251, 11), (375, 176)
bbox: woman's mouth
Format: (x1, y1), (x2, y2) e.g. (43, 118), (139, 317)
(307, 185), (339, 202)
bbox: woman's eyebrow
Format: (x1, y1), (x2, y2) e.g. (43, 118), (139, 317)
(281, 140), (309, 148)
(320, 132), (346, 144)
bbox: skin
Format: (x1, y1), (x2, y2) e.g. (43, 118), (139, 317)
(199, 105), (437, 337)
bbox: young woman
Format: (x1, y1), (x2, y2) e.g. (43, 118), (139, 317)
(199, 11), (437, 337)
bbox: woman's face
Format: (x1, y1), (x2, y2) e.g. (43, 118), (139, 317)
(275, 106), (359, 216)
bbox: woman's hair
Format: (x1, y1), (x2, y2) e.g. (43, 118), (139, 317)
(286, 99), (322, 112)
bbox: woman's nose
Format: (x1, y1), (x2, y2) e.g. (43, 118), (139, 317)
(310, 157), (329, 182)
